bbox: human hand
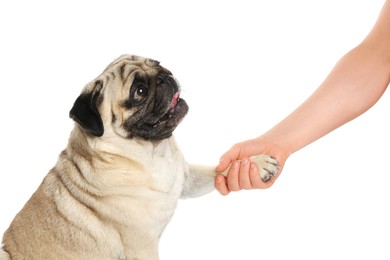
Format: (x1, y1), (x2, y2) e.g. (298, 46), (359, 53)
(215, 136), (289, 195)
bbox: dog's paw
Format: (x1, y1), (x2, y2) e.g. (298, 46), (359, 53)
(250, 155), (279, 182)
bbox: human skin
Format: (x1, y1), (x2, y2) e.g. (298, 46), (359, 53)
(215, 0), (390, 195)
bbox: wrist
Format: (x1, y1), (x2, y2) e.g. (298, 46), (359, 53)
(254, 134), (292, 165)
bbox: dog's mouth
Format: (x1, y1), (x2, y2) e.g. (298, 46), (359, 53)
(153, 92), (184, 127)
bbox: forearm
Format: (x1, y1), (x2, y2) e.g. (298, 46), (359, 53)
(263, 43), (390, 155)
(215, 0), (390, 194)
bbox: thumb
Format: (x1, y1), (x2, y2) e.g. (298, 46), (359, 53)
(215, 146), (241, 172)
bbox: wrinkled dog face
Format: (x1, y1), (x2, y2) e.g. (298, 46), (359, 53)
(70, 55), (189, 140)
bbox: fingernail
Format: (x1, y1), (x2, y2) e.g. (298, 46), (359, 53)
(233, 161), (240, 168)
(242, 158), (249, 165)
(216, 175), (226, 184)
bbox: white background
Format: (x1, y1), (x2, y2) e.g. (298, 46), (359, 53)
(1, 0), (389, 259)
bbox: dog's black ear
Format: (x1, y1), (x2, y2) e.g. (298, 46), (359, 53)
(69, 81), (104, 137)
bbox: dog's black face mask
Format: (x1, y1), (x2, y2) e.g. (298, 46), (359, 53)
(122, 71), (189, 140)
(69, 55), (189, 141)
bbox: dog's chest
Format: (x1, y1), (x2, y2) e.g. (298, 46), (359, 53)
(145, 141), (187, 196)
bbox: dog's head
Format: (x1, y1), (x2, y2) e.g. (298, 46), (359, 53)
(69, 55), (189, 141)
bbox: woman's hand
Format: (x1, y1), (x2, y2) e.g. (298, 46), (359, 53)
(215, 136), (289, 195)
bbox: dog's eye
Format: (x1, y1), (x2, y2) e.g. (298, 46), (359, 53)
(134, 83), (148, 101)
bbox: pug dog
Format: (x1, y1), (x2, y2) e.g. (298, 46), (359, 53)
(0, 55), (279, 260)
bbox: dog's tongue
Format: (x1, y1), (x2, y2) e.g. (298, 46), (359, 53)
(169, 92), (180, 111)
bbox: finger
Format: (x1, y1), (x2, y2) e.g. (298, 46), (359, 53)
(216, 146), (241, 172)
(239, 158), (252, 190)
(215, 161), (229, 173)
(249, 162), (266, 189)
(215, 174), (230, 195)
(227, 161), (241, 191)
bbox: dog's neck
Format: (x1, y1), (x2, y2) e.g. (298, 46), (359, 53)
(66, 125), (185, 194)
(68, 125), (177, 160)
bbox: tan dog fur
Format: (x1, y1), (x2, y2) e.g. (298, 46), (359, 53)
(0, 55), (278, 260)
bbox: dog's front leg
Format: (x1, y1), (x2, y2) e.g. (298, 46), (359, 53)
(180, 155), (279, 199)
(180, 164), (217, 199)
